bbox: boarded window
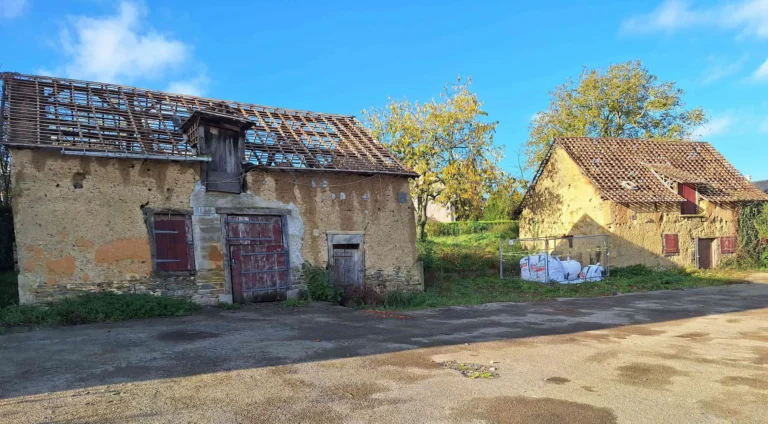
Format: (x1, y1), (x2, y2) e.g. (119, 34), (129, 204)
(663, 233), (679, 255)
(720, 236), (737, 254)
(678, 183), (698, 215)
(151, 214), (195, 274)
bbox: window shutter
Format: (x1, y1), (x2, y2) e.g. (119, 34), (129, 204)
(153, 215), (194, 272)
(663, 234), (679, 255)
(720, 236), (736, 254)
(678, 184), (697, 215)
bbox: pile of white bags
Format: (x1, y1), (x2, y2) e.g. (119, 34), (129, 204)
(519, 254), (604, 284)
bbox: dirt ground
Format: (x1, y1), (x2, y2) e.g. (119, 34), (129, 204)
(2, 277), (768, 423)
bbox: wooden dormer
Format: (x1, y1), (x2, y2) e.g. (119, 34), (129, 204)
(181, 110), (254, 193)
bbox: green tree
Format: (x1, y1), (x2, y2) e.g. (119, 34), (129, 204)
(526, 60), (707, 169)
(363, 78), (501, 239)
(483, 174), (522, 221)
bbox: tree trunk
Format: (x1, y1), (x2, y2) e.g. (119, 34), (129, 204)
(416, 193), (429, 241)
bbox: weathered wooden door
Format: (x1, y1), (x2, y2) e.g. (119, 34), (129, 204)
(332, 244), (362, 288)
(201, 126), (244, 193)
(227, 215), (288, 303)
(697, 238), (713, 269)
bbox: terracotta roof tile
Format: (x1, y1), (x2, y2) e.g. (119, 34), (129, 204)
(542, 137), (768, 203)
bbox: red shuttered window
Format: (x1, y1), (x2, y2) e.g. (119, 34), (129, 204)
(720, 236), (737, 254)
(151, 214), (195, 274)
(663, 233), (679, 255)
(678, 183), (698, 215)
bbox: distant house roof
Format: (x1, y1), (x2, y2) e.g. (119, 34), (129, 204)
(0, 73), (416, 177)
(755, 180), (768, 193)
(526, 137), (768, 204)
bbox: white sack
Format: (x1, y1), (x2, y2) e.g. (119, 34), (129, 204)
(579, 263), (604, 282)
(520, 253), (565, 283)
(561, 259), (582, 281)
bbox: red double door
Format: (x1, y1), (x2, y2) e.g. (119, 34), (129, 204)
(226, 215), (288, 303)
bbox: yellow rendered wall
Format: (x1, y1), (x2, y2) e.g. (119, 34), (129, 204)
(519, 146), (738, 269)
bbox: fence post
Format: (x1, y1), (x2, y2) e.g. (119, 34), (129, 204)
(544, 237), (549, 283)
(499, 239), (503, 279)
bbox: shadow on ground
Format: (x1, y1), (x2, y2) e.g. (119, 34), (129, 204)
(2, 281), (768, 399)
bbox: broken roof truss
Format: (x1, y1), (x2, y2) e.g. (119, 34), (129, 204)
(0, 73), (416, 176)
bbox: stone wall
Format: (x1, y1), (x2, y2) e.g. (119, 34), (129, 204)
(11, 148), (422, 304)
(519, 146), (739, 269)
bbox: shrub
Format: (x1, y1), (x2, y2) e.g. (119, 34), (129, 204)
(302, 263), (341, 303)
(722, 202), (768, 270)
(0, 271), (18, 308)
(340, 285), (382, 307)
(426, 220), (518, 237)
(417, 241), (436, 269)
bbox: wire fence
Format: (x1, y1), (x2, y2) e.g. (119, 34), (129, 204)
(500, 235), (611, 281)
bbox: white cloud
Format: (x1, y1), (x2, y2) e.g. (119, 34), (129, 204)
(52, 2), (190, 84)
(622, 0), (705, 34)
(694, 116), (732, 139)
(166, 74), (209, 97)
(753, 58), (768, 80)
(0, 0), (27, 19)
(759, 117), (768, 132)
(622, 0), (768, 39)
(701, 56), (746, 84)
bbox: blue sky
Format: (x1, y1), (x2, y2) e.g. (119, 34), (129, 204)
(1, 0), (767, 180)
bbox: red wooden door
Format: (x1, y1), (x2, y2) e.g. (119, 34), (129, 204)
(678, 184), (697, 215)
(227, 215), (288, 303)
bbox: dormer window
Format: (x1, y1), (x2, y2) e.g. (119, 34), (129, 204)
(181, 110), (254, 194)
(678, 183), (697, 215)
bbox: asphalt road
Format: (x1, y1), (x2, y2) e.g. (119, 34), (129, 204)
(2, 280), (768, 423)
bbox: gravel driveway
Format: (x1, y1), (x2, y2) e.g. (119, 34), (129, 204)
(2, 279), (768, 423)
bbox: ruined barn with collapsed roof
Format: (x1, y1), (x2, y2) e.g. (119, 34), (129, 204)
(0, 73), (423, 304)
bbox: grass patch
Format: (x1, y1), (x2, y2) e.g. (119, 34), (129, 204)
(442, 361), (499, 379)
(281, 298), (309, 308)
(215, 302), (242, 310)
(0, 270), (19, 308)
(375, 265), (745, 310)
(0, 293), (200, 328)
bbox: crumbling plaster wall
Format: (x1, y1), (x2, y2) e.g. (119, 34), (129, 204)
(519, 146), (738, 269)
(11, 148), (422, 304)
(608, 200), (737, 268)
(242, 170), (422, 292)
(519, 146), (611, 240)
(11, 149), (201, 303)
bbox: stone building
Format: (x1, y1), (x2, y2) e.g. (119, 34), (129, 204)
(518, 137), (768, 269)
(1, 73), (423, 304)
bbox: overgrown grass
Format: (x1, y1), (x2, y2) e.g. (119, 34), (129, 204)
(0, 271), (19, 308)
(374, 265), (746, 310)
(419, 232), (508, 273)
(0, 293), (200, 328)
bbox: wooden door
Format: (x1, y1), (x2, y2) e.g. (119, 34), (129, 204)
(227, 215), (288, 303)
(201, 126), (244, 193)
(679, 184), (698, 215)
(697, 238), (713, 269)
(332, 244), (362, 288)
